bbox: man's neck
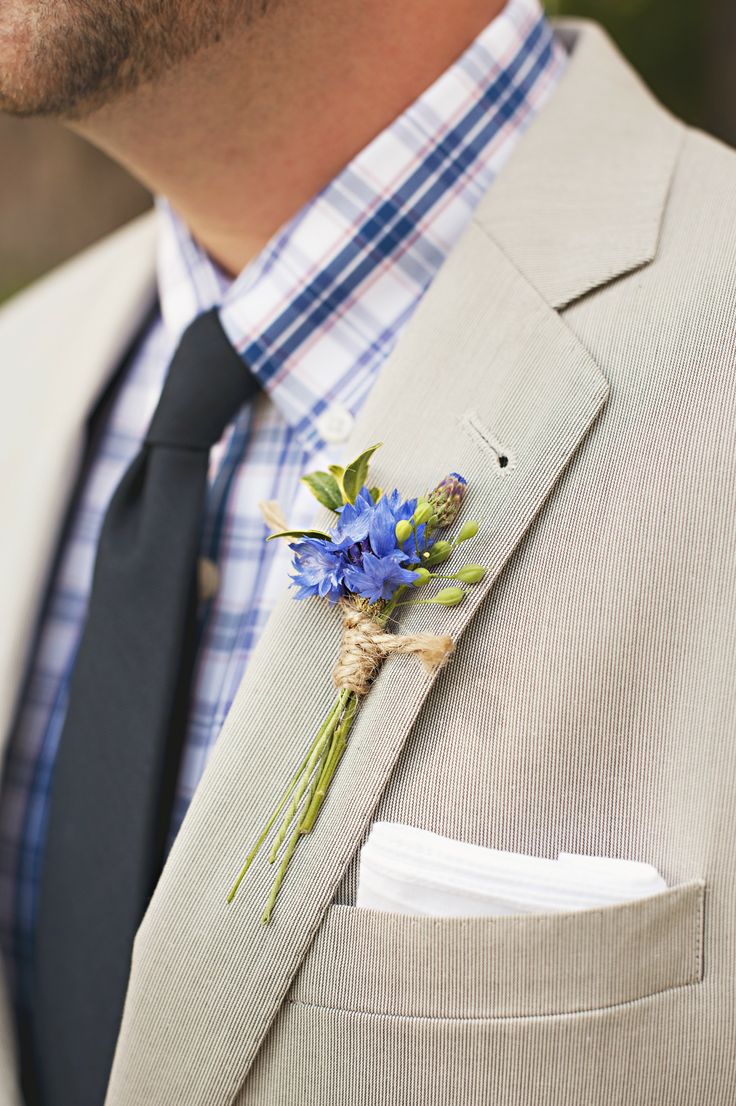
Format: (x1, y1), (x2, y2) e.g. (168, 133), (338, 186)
(71, 0), (506, 277)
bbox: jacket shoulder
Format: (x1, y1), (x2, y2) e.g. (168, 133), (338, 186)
(680, 125), (736, 180)
(656, 127), (736, 336)
(669, 127), (736, 259)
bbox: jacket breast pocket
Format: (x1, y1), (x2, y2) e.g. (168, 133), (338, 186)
(288, 880), (705, 1020)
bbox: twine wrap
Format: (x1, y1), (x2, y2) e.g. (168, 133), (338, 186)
(333, 600), (454, 697)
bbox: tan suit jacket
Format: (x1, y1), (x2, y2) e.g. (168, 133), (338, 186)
(1, 20), (735, 1106)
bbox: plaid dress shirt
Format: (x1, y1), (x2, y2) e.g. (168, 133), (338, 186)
(0, 0), (565, 1018)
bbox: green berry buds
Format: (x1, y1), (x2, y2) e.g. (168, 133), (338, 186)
(456, 520), (479, 543)
(454, 564), (486, 584)
(413, 500), (433, 526)
(395, 520), (413, 544)
(426, 540), (452, 565)
(431, 587), (465, 607)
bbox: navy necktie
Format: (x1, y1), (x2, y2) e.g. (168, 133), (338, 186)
(31, 308), (260, 1106)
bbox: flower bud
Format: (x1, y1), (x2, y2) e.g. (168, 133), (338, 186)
(412, 567), (431, 586)
(427, 472), (467, 527)
(395, 520), (413, 544)
(455, 564), (486, 584)
(413, 500), (433, 526)
(456, 520), (479, 543)
(426, 540), (452, 565)
(431, 587), (465, 607)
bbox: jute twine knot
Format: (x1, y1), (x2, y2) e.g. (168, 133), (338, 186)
(333, 600), (454, 697)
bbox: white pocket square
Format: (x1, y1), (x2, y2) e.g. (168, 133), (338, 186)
(356, 822), (667, 918)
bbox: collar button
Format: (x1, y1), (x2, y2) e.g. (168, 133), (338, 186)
(316, 403), (354, 444)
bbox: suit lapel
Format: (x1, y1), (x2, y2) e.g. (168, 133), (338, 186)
(104, 21), (685, 1106)
(477, 19), (684, 309)
(0, 213), (157, 758)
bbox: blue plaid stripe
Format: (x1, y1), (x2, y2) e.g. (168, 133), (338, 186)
(0, 0), (565, 1020)
(238, 14), (553, 384)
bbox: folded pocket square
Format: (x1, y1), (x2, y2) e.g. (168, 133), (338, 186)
(356, 822), (667, 917)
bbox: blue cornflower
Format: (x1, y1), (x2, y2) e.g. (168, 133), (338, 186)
(290, 538), (346, 604)
(368, 495), (401, 557)
(291, 487), (433, 608)
(344, 551), (419, 604)
(384, 488), (417, 523)
(380, 489), (434, 561)
(336, 487), (419, 544)
(333, 485), (433, 568)
(333, 487), (375, 546)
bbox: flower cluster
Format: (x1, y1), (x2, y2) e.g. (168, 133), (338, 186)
(290, 488), (430, 605)
(229, 447), (487, 923)
(288, 464), (475, 610)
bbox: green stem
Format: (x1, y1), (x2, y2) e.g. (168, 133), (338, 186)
(261, 817), (304, 924)
(267, 695), (344, 861)
(303, 733), (349, 831)
(378, 591), (403, 624)
(393, 596), (444, 607)
(300, 692), (357, 832)
(226, 746), (312, 904)
(261, 730), (333, 923)
(268, 734), (329, 862)
(227, 690), (346, 903)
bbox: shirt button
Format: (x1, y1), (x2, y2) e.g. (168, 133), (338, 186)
(198, 557), (220, 602)
(316, 403), (354, 444)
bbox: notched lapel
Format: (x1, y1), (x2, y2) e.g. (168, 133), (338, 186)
(106, 220), (609, 1106)
(476, 20), (684, 309)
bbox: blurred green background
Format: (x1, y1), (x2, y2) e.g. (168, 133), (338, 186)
(1, 0), (734, 301)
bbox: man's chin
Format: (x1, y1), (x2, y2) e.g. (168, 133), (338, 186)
(0, 82), (87, 120)
(0, 1), (271, 121)
(0, 45), (87, 119)
(0, 5), (137, 120)
(0, 90), (62, 120)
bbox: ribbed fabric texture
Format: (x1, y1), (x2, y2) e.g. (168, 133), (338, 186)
(290, 885), (704, 1018)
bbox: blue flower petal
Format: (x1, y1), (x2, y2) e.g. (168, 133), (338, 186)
(368, 495), (398, 558)
(290, 538), (346, 604)
(344, 550), (419, 604)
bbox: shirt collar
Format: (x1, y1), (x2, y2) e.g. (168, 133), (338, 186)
(156, 0), (565, 448)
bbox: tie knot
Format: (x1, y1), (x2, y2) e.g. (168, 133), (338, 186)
(145, 308), (260, 452)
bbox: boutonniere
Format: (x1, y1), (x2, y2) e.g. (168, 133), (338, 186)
(227, 443), (487, 922)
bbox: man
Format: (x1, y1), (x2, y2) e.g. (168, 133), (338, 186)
(0, 0), (734, 1103)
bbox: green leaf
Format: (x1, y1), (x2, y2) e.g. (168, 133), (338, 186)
(266, 529), (332, 542)
(342, 442), (382, 504)
(328, 464), (346, 502)
(300, 471), (343, 512)
(369, 486), (382, 503)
